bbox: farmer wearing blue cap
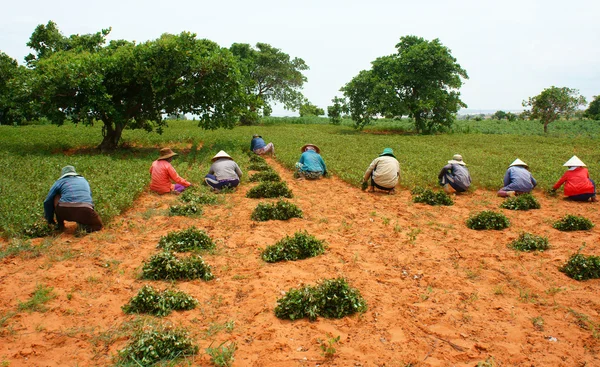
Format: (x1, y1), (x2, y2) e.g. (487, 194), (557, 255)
(43, 165), (103, 232)
(362, 148), (401, 194)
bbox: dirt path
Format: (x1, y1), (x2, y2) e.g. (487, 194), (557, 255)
(2, 157), (600, 366)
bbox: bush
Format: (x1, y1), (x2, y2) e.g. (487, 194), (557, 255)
(248, 163), (271, 171)
(553, 215), (594, 231)
(560, 253), (600, 280)
(246, 181), (293, 199)
(122, 285), (198, 317)
(169, 203), (202, 217)
(117, 322), (198, 366)
(466, 211), (510, 230)
(261, 231), (326, 262)
(141, 251), (214, 281)
(275, 278), (367, 321)
(508, 233), (549, 252)
(411, 187), (454, 206)
(251, 200), (303, 221)
(179, 188), (219, 205)
(158, 227), (215, 252)
(249, 171), (281, 183)
(248, 154), (266, 163)
(22, 220), (55, 238)
(500, 193), (540, 210)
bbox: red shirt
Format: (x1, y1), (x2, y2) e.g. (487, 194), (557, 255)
(149, 160), (190, 194)
(553, 167), (594, 196)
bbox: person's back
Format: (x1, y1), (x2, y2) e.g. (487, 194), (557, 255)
(251, 137), (266, 151)
(448, 164), (471, 190)
(209, 159), (242, 181)
(56, 176), (94, 204)
(504, 166), (535, 192)
(369, 156), (400, 188)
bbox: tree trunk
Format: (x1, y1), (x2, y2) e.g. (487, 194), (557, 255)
(98, 121), (125, 151)
(543, 120), (549, 133)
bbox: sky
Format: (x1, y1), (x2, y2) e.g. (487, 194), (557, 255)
(2, 0), (599, 116)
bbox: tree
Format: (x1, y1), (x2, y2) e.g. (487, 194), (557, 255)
(506, 112), (517, 122)
(0, 52), (38, 125)
(327, 96), (347, 125)
(493, 110), (507, 120)
(522, 86), (587, 133)
(584, 95), (600, 120)
(230, 43), (309, 124)
(34, 31), (245, 150)
(299, 102), (324, 117)
(342, 36), (468, 133)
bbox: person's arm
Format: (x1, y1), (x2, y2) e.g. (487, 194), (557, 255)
(363, 159), (377, 181)
(552, 173), (567, 190)
(298, 153), (306, 165)
(43, 181), (61, 224)
(235, 163), (243, 178)
(438, 164), (451, 180)
(167, 164), (191, 187)
(503, 169), (511, 187)
(250, 139), (255, 151)
(530, 173), (537, 188)
(319, 155), (327, 175)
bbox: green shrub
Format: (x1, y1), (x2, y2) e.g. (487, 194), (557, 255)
(169, 203), (202, 217)
(248, 163), (271, 171)
(249, 170), (281, 182)
(466, 211), (510, 230)
(261, 231), (326, 262)
(179, 188), (219, 205)
(122, 285), (198, 317)
(248, 154), (266, 163)
(117, 323), (198, 366)
(251, 200), (303, 221)
(508, 233), (549, 252)
(500, 193), (540, 210)
(411, 187), (454, 206)
(246, 181), (293, 199)
(275, 278), (367, 321)
(553, 215), (594, 231)
(158, 227), (215, 252)
(141, 251), (214, 281)
(22, 220), (55, 238)
(560, 253), (600, 280)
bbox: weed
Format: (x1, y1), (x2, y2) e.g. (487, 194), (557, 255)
(411, 187), (454, 206)
(531, 316), (544, 331)
(560, 253), (600, 280)
(568, 308), (600, 338)
(158, 227), (215, 252)
(518, 288), (538, 303)
(493, 286), (504, 295)
(204, 320), (235, 338)
(420, 286), (433, 301)
(251, 200), (303, 221)
(205, 341), (237, 367)
(319, 334), (341, 358)
(141, 251), (214, 281)
(407, 228), (421, 243)
(17, 284), (57, 312)
(0, 311), (16, 332)
(477, 356), (497, 367)
(0, 239), (43, 260)
(275, 278), (367, 321)
(466, 211), (510, 230)
(500, 193), (540, 210)
(553, 214), (594, 231)
(122, 285), (198, 317)
(22, 220), (55, 238)
(249, 170), (281, 182)
(508, 233), (549, 252)
(261, 231), (326, 262)
(545, 286), (564, 296)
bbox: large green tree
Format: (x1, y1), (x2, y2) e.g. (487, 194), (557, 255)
(342, 36), (468, 133)
(584, 95), (600, 120)
(0, 52), (38, 125)
(34, 31), (245, 150)
(522, 86), (587, 133)
(298, 102), (324, 117)
(230, 43), (309, 124)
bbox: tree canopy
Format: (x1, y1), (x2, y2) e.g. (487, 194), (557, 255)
(522, 86), (587, 133)
(299, 102), (324, 117)
(342, 35), (468, 133)
(230, 42), (309, 124)
(584, 95), (600, 121)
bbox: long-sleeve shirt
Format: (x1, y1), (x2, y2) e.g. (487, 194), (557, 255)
(149, 160), (191, 194)
(250, 137), (266, 151)
(44, 176), (94, 223)
(208, 159), (243, 181)
(553, 167), (595, 196)
(298, 150), (327, 174)
(363, 156), (400, 189)
(438, 163), (471, 191)
(501, 166), (537, 193)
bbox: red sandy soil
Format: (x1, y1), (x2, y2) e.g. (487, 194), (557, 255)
(1, 157), (600, 367)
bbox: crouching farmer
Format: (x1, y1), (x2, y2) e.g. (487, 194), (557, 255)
(295, 144), (327, 180)
(43, 166), (103, 232)
(362, 148), (400, 194)
(150, 148), (191, 195)
(205, 151), (243, 191)
(438, 154), (471, 193)
(250, 134), (275, 156)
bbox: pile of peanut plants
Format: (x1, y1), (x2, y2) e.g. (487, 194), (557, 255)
(261, 231), (326, 262)
(466, 211), (510, 230)
(246, 181), (293, 199)
(141, 251), (214, 281)
(122, 285), (198, 317)
(157, 227), (215, 252)
(249, 170), (281, 182)
(508, 233), (549, 252)
(251, 200), (303, 221)
(560, 253), (600, 280)
(500, 193), (541, 211)
(553, 215), (594, 231)
(411, 187), (454, 206)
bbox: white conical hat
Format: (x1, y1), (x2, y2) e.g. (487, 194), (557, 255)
(509, 158), (528, 167)
(212, 150), (232, 161)
(563, 155), (586, 167)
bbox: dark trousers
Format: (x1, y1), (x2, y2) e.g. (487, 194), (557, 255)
(204, 174), (240, 190)
(55, 203), (103, 232)
(568, 179), (596, 201)
(371, 176), (394, 191)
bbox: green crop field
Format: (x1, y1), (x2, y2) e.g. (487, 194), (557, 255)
(1, 117), (598, 237)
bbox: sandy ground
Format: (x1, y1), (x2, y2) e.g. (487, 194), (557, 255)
(1, 157), (600, 367)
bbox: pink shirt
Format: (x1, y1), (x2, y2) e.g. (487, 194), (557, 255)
(149, 160), (190, 194)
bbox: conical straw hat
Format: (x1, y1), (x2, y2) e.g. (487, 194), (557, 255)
(212, 150), (232, 161)
(509, 158), (528, 167)
(563, 155), (586, 167)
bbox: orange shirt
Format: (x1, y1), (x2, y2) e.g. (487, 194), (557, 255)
(149, 160), (190, 194)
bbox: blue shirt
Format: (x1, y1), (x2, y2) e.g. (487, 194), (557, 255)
(502, 166), (537, 193)
(250, 137), (266, 151)
(43, 176), (94, 223)
(298, 150), (327, 174)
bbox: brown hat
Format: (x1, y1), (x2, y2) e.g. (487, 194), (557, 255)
(158, 148), (178, 160)
(301, 144), (320, 153)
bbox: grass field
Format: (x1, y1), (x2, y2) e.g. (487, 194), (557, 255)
(1, 117), (598, 236)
